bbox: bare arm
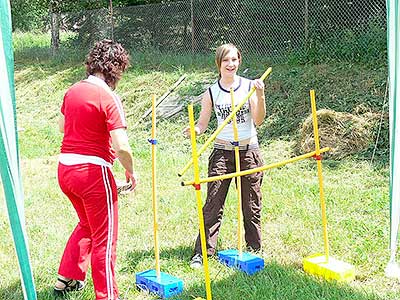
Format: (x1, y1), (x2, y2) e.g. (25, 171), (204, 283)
(183, 90), (213, 136)
(249, 79), (266, 126)
(110, 128), (134, 174)
(58, 115), (65, 133)
(110, 128), (138, 191)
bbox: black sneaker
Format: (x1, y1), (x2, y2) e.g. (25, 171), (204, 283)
(53, 278), (85, 297)
(190, 253), (203, 269)
(246, 246), (261, 254)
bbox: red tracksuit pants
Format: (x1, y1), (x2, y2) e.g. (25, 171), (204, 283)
(57, 163), (119, 300)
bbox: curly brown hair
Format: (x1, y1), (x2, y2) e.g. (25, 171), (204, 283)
(85, 39), (129, 89)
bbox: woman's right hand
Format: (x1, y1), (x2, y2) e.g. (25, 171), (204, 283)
(183, 126), (201, 138)
(125, 170), (138, 191)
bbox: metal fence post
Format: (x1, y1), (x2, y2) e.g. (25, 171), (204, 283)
(304, 0), (309, 51)
(191, 0), (195, 53)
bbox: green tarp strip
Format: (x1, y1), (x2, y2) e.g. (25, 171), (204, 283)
(0, 0), (37, 299)
(388, 0), (400, 262)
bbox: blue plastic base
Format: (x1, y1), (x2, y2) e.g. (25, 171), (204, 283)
(218, 249), (264, 275)
(135, 269), (183, 298)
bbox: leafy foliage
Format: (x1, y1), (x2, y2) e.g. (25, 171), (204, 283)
(10, 0), (178, 31)
(11, 0), (49, 31)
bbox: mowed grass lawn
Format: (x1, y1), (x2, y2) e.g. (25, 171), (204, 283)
(0, 33), (397, 300)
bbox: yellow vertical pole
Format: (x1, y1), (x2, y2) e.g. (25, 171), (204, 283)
(310, 89), (329, 262)
(151, 94), (161, 278)
(230, 88), (243, 255)
(188, 104), (212, 300)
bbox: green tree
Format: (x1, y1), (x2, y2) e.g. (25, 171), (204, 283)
(10, 0), (179, 32)
(11, 0), (48, 31)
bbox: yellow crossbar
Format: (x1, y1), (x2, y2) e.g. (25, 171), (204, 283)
(181, 147), (330, 186)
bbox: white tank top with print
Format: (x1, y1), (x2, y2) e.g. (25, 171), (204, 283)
(209, 76), (257, 141)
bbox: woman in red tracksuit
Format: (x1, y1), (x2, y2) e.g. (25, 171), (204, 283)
(54, 39), (137, 300)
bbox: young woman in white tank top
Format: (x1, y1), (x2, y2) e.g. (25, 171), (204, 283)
(184, 43), (267, 268)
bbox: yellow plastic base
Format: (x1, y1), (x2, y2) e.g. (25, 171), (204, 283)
(303, 253), (355, 282)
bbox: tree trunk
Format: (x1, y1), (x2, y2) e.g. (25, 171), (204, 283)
(51, 12), (60, 56)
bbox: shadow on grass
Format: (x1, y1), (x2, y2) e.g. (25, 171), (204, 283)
(0, 276), (96, 300)
(122, 245), (193, 273)
(173, 261), (383, 300)
(0, 279), (59, 300)
(14, 55), (85, 89)
(0, 280), (24, 300)
(14, 45), (87, 67)
(122, 246), (384, 300)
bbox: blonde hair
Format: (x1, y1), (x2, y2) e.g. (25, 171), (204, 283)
(215, 44), (242, 77)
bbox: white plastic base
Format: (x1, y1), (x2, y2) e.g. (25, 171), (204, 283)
(385, 261), (400, 279)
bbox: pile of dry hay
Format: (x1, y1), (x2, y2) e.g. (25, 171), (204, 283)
(298, 109), (381, 159)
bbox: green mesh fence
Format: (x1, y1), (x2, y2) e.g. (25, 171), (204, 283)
(54, 0), (386, 63)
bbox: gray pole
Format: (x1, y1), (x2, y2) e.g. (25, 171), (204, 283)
(304, 0), (309, 51)
(109, 0), (114, 41)
(191, 0), (195, 53)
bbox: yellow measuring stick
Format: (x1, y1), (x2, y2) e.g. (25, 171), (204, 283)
(188, 104), (212, 300)
(150, 94), (161, 278)
(230, 88), (243, 255)
(303, 90), (355, 282)
(310, 89), (330, 262)
(178, 67), (272, 177)
(181, 147), (330, 186)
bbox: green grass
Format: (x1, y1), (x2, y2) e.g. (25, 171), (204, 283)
(0, 32), (395, 300)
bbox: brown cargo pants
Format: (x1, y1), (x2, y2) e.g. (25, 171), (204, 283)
(194, 147), (264, 255)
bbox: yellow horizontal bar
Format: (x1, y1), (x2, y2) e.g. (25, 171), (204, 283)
(181, 147), (330, 186)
